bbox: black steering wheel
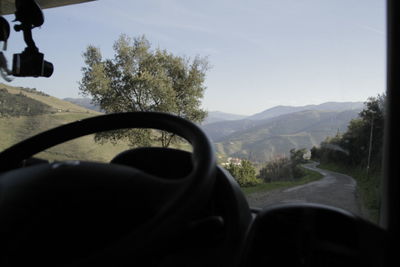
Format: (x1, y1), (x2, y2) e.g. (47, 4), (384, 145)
(0, 112), (216, 266)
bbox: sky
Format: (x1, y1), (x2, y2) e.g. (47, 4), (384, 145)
(2, 0), (386, 115)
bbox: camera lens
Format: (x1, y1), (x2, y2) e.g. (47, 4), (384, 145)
(42, 60), (53, 77)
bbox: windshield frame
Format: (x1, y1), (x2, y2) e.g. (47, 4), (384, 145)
(381, 0), (399, 234)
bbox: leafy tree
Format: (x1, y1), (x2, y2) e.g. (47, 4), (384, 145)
(289, 148), (307, 177)
(312, 133), (349, 164)
(290, 148), (307, 165)
(259, 149), (306, 183)
(312, 94), (386, 168)
(80, 34), (209, 147)
(310, 146), (319, 161)
(357, 94), (385, 166)
(225, 160), (261, 187)
(259, 156), (292, 182)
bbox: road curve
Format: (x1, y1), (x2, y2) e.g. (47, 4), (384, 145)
(246, 162), (361, 216)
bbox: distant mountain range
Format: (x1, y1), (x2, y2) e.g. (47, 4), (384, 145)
(203, 102), (363, 125)
(63, 98), (102, 112)
(61, 97), (364, 163)
(212, 109), (361, 162)
(202, 102), (363, 140)
(202, 102), (364, 162)
(204, 111), (247, 124)
(246, 102), (364, 121)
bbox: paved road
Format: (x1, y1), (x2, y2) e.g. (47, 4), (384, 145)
(246, 162), (361, 216)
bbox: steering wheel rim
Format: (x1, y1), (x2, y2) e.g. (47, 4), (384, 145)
(0, 112), (217, 264)
(0, 111), (214, 171)
(0, 111), (216, 207)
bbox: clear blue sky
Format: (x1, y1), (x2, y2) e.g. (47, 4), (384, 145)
(3, 0), (385, 115)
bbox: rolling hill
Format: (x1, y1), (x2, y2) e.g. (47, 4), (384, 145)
(213, 109), (361, 163)
(247, 102), (363, 121)
(63, 97), (103, 112)
(202, 102), (364, 141)
(1, 84), (97, 114)
(0, 83), (130, 163)
(203, 111), (247, 124)
(202, 119), (262, 141)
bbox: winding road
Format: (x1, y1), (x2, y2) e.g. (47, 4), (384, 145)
(246, 162), (362, 216)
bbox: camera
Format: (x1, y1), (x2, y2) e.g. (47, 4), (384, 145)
(12, 48), (53, 77)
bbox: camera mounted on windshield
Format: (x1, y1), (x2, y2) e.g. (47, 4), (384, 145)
(12, 46), (53, 77)
(3, 0), (54, 78)
(12, 0), (53, 78)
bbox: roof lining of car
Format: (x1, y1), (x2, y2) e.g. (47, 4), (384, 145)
(0, 0), (95, 15)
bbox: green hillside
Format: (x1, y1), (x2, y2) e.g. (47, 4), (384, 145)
(1, 88), (53, 117)
(215, 109), (361, 162)
(1, 84), (97, 114)
(0, 84), (130, 163)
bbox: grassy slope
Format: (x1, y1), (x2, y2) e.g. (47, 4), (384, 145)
(241, 166), (323, 194)
(0, 84), (132, 162)
(317, 163), (381, 223)
(1, 83), (98, 114)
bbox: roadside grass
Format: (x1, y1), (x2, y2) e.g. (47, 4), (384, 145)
(241, 166), (323, 195)
(317, 163), (381, 223)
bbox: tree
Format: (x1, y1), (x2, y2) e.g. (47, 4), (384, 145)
(289, 148), (307, 165)
(289, 148), (307, 178)
(310, 146), (319, 161)
(259, 156), (292, 182)
(79, 34), (209, 147)
(358, 94), (385, 168)
(225, 160), (261, 187)
(312, 94), (386, 168)
(259, 150), (307, 183)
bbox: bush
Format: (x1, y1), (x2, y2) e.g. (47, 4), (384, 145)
(225, 159), (262, 187)
(259, 157), (292, 182)
(259, 148), (307, 182)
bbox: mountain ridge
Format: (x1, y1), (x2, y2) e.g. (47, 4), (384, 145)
(202, 102), (364, 142)
(60, 96), (364, 126)
(63, 97), (102, 112)
(203, 111), (247, 124)
(213, 109), (361, 162)
(247, 101), (364, 120)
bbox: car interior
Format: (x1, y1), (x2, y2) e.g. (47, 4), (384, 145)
(0, 0), (398, 266)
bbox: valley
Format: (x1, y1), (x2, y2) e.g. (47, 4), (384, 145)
(1, 83), (364, 165)
(202, 103), (363, 163)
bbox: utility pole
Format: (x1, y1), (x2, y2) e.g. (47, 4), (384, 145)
(366, 116), (374, 175)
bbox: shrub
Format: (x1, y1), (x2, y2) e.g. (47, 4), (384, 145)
(225, 159), (262, 187)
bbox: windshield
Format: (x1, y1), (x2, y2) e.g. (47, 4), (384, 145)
(0, 0), (386, 224)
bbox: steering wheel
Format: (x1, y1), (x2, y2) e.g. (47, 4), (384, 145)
(0, 112), (216, 266)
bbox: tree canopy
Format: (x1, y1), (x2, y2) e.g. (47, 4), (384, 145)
(225, 160), (261, 187)
(79, 34), (209, 147)
(258, 148), (307, 182)
(311, 94), (385, 169)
